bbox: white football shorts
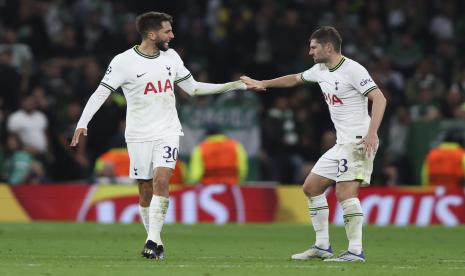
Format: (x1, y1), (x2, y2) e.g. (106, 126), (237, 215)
(311, 143), (376, 186)
(127, 136), (180, 179)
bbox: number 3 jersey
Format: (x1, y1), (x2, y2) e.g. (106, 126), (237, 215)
(301, 56), (378, 144)
(100, 46), (193, 142)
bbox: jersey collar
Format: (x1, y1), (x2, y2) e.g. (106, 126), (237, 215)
(328, 56), (346, 72)
(133, 45), (160, 59)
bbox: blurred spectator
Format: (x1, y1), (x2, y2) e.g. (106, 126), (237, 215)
(189, 126), (248, 186)
(261, 96), (303, 184)
(422, 130), (465, 188)
(7, 95), (48, 155)
(409, 88), (441, 121)
(388, 32), (423, 75)
(50, 100), (89, 181)
(2, 132), (44, 185)
(170, 160), (187, 186)
(0, 27), (33, 94)
(94, 147), (131, 184)
(0, 47), (21, 112)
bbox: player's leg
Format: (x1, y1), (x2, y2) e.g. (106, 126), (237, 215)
(292, 147), (338, 260)
(324, 180), (365, 262)
(143, 136), (178, 260)
(137, 179), (152, 236)
(127, 141), (155, 257)
(325, 143), (373, 262)
(144, 166), (172, 259)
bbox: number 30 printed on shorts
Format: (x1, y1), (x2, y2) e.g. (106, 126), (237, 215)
(337, 158), (348, 176)
(163, 146), (178, 163)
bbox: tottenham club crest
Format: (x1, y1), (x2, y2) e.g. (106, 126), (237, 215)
(166, 66), (171, 76)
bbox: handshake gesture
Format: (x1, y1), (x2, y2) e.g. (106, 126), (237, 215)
(240, 76), (267, 92)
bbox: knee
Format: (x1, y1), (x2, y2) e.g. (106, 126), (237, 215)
(335, 188), (351, 202)
(302, 182), (312, 197)
(154, 175), (170, 187)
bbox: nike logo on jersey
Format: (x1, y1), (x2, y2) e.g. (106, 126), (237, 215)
(165, 160), (175, 163)
(137, 73), (147, 78)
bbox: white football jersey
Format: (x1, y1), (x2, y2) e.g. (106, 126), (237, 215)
(301, 56), (378, 144)
(101, 46), (192, 142)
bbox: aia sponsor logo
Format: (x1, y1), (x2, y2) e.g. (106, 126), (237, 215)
(144, 79), (173, 94)
(323, 92), (343, 105)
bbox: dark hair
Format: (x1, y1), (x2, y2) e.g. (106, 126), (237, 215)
(136, 12), (173, 37)
(310, 26), (342, 53)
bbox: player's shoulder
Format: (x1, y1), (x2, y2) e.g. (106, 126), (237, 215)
(162, 48), (183, 61)
(307, 63), (326, 73)
(110, 47), (135, 64)
(342, 56), (367, 72)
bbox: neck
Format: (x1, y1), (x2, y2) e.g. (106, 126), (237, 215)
(138, 40), (160, 56)
(326, 54), (344, 69)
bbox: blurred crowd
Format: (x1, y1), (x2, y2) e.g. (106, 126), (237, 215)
(1, 0), (465, 185)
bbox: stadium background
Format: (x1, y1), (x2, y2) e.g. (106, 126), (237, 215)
(1, 1), (465, 275)
(1, 0), (465, 224)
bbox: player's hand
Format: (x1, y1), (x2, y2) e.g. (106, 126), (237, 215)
(70, 128), (87, 147)
(240, 75), (266, 92)
(357, 132), (378, 157)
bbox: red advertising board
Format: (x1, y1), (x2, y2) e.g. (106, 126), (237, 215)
(3, 184), (465, 226)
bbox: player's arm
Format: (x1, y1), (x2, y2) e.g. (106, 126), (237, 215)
(70, 86), (111, 146)
(175, 76), (246, 96)
(240, 74), (303, 91)
(361, 88), (387, 156)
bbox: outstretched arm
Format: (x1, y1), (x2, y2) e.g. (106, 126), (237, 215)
(240, 74), (303, 91)
(70, 86), (111, 146)
(176, 77), (246, 96)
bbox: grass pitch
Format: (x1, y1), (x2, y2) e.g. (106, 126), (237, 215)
(0, 222), (464, 276)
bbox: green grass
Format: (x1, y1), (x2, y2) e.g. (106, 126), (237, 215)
(0, 223), (464, 276)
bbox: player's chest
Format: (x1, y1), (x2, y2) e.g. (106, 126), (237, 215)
(128, 58), (176, 82)
(317, 75), (353, 106)
(126, 58), (176, 94)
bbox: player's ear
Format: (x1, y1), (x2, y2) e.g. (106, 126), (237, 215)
(147, 31), (156, 41)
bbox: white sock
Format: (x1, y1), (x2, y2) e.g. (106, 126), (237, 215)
(148, 195), (169, 245)
(341, 198), (363, 254)
(138, 205), (150, 235)
(308, 194), (329, 249)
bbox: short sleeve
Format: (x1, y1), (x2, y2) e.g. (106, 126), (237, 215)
(349, 63), (378, 96)
(168, 49), (192, 85)
(301, 64), (319, 83)
(100, 55), (126, 92)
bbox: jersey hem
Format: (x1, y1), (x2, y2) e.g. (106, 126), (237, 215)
(174, 73), (192, 84)
(300, 73), (311, 83)
(100, 82), (116, 92)
(362, 86), (377, 96)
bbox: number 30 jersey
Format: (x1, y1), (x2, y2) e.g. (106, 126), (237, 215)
(101, 46), (193, 142)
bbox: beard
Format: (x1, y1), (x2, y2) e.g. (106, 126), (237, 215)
(155, 40), (169, 51)
(314, 56), (329, 64)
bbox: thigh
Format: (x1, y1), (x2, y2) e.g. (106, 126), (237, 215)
(311, 145), (339, 182)
(127, 142), (154, 180)
(153, 136), (180, 170)
(337, 143), (375, 186)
